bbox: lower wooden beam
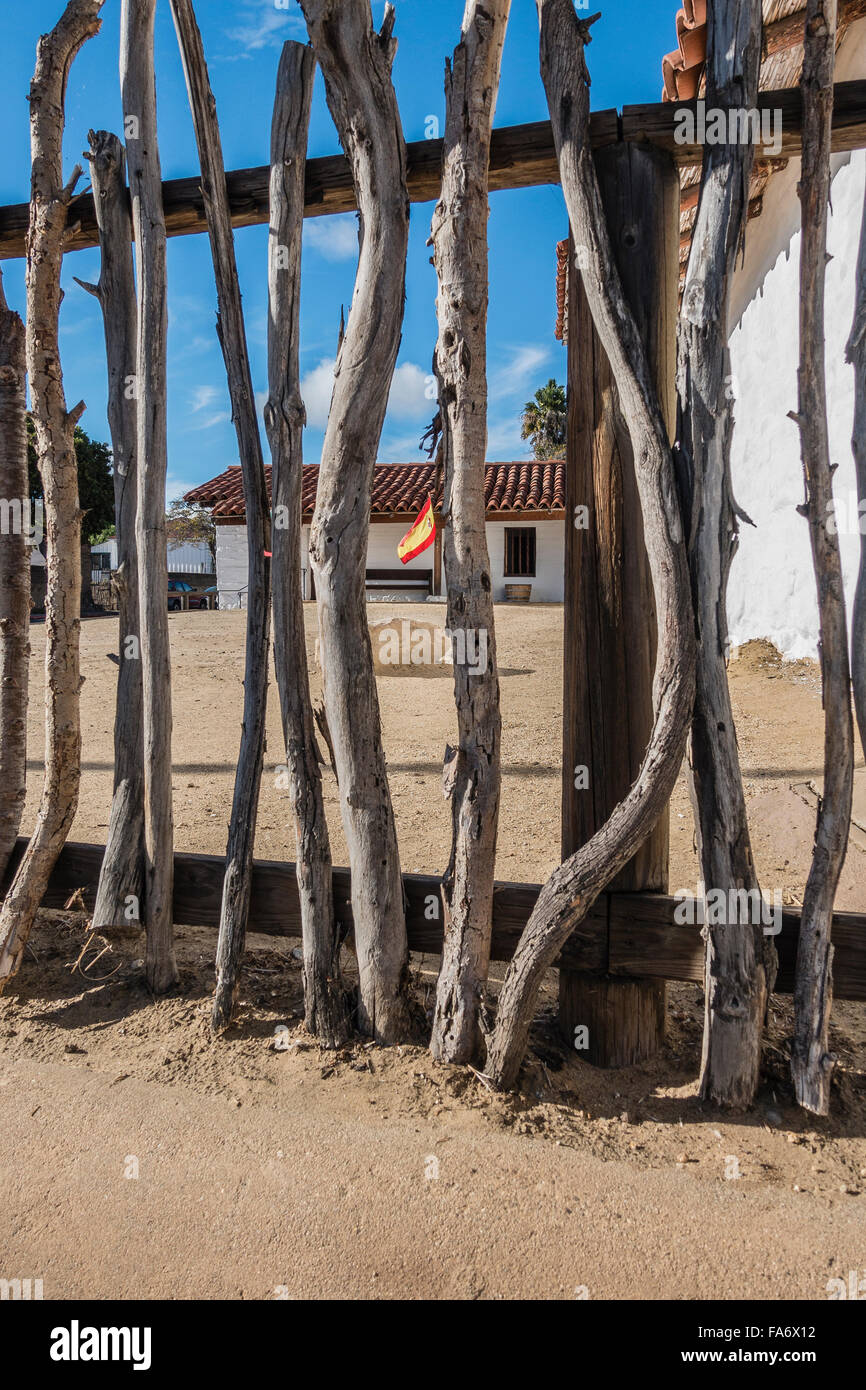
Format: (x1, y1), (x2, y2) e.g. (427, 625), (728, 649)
(3, 836), (865, 1000)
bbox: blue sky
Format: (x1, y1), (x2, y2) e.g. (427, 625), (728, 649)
(1, 0), (675, 502)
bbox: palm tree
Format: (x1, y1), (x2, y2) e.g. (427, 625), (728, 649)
(521, 378), (566, 459)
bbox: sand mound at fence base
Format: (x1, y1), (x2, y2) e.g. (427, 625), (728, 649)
(370, 617), (453, 677)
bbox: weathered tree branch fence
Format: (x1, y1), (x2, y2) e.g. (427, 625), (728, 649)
(429, 0), (510, 1065)
(121, 0), (177, 994)
(0, 0), (103, 992)
(4, 834), (866, 999)
(791, 0), (854, 1115)
(0, 0), (862, 1112)
(485, 0), (698, 1092)
(265, 41), (350, 1050)
(298, 0), (413, 1045)
(169, 0), (273, 1035)
(4, 82), (866, 260)
(675, 0), (772, 1111)
(0, 270), (30, 888)
(76, 129), (144, 938)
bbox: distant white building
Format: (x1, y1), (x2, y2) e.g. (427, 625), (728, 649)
(184, 461), (566, 610)
(90, 536), (214, 581)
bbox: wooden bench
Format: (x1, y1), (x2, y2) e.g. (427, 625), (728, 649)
(365, 567), (433, 598)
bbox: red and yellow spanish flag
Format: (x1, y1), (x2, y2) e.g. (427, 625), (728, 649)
(397, 495), (436, 564)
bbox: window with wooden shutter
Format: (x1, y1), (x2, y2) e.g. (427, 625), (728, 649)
(504, 527), (536, 577)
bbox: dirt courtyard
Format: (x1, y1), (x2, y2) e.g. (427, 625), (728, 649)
(18, 602), (866, 902)
(2, 603), (866, 1300)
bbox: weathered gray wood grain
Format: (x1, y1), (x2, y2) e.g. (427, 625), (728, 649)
(78, 130), (144, 937)
(792, 0), (853, 1115)
(169, 0), (273, 1034)
(429, 0), (510, 1064)
(486, 0), (696, 1090)
(267, 40), (349, 1048)
(0, 0), (102, 992)
(299, 0), (412, 1043)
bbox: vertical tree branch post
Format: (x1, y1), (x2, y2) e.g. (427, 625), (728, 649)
(299, 0), (412, 1044)
(266, 41), (349, 1047)
(0, 270), (30, 886)
(121, 0), (177, 993)
(674, 0), (772, 1110)
(792, 0), (853, 1115)
(486, 0), (696, 1090)
(845, 177), (866, 761)
(429, 0), (511, 1064)
(169, 0), (274, 1035)
(0, 0), (103, 993)
(77, 130), (144, 935)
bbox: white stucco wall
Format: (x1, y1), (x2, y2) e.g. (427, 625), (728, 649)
(726, 19), (866, 661)
(727, 149), (864, 660)
(486, 519), (565, 602)
(366, 523), (442, 593)
(215, 517), (565, 604)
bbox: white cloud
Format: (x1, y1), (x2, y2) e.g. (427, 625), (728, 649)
(300, 358), (431, 433)
(300, 358), (338, 431)
(187, 384), (229, 430)
(190, 385), (220, 413)
(378, 427), (430, 462)
(226, 1), (306, 55)
(183, 335), (215, 356)
(490, 344), (551, 401)
(486, 413), (532, 459)
(304, 215), (359, 263)
(388, 363), (433, 419)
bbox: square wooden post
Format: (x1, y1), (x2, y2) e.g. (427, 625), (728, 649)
(560, 141), (680, 1068)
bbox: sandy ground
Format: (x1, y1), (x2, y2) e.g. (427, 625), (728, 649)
(19, 604), (866, 899)
(2, 605), (865, 1301)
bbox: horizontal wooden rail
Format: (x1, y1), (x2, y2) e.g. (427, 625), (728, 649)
(1, 82), (865, 260)
(622, 77), (866, 164)
(3, 837), (865, 1000)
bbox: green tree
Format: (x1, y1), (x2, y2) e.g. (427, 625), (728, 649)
(165, 497), (216, 570)
(27, 415), (115, 542)
(520, 378), (567, 460)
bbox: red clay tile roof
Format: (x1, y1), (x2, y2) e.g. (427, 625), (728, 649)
(556, 1), (863, 324)
(184, 461), (566, 519)
(662, 0), (707, 103)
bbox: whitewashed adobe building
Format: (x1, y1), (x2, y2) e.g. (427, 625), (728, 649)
(184, 461), (566, 608)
